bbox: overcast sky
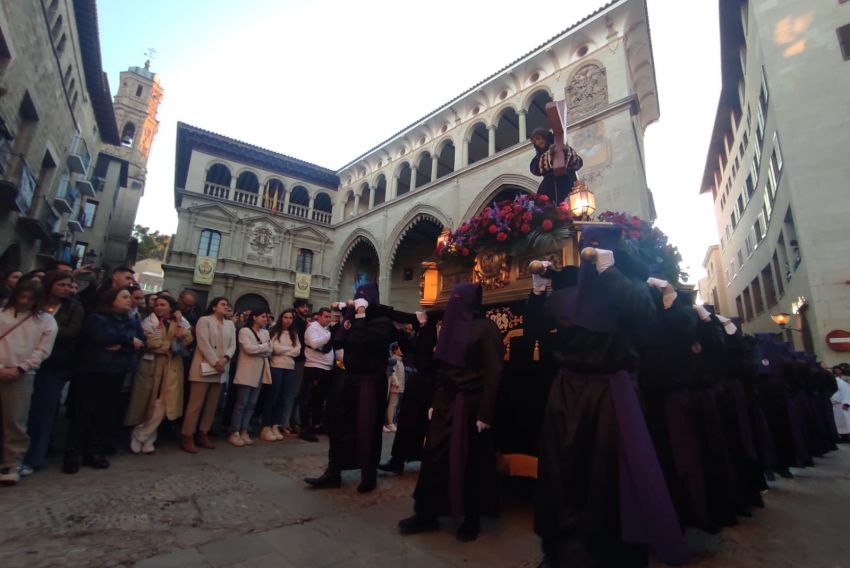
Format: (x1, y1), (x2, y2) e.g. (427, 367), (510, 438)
(98, 0), (720, 283)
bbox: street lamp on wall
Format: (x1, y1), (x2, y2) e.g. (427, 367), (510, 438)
(568, 180), (596, 220)
(770, 312), (792, 328)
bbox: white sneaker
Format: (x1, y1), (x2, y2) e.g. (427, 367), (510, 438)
(0, 467), (21, 486)
(383, 425), (392, 433)
(142, 441), (155, 454)
(241, 431), (254, 446)
(271, 425), (285, 441)
(260, 427), (278, 442)
(228, 432), (245, 447)
(130, 436), (142, 455)
(18, 465), (34, 477)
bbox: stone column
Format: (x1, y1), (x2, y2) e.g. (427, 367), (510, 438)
(368, 185), (376, 208)
(283, 190), (291, 215)
(430, 154), (439, 181)
(410, 166), (418, 192)
(228, 176), (237, 200)
(390, 175), (398, 200)
(488, 124), (497, 156)
(518, 109), (527, 142)
(462, 138), (470, 167)
(308, 195), (315, 220)
(353, 193), (361, 215)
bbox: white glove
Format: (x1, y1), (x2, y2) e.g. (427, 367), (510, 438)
(694, 305), (711, 322)
(337, 301), (347, 310)
(415, 311), (428, 325)
(354, 298), (368, 318)
(717, 315), (738, 335)
(581, 247), (615, 274)
(531, 273), (552, 295)
(476, 420), (491, 433)
(428, 407), (434, 421)
(646, 277), (678, 310)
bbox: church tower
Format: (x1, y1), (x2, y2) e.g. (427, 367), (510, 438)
(102, 60), (164, 266)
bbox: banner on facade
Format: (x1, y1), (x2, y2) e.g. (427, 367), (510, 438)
(193, 256), (217, 285)
(294, 272), (311, 299)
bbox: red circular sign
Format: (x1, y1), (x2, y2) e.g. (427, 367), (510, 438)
(826, 329), (850, 352)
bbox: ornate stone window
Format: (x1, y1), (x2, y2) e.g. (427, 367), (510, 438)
(566, 63), (608, 119)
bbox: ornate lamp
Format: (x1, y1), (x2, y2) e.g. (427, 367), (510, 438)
(770, 312), (792, 328)
(568, 180), (596, 220)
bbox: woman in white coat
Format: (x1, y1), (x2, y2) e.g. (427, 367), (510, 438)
(831, 367), (850, 443)
(229, 311), (272, 447)
(181, 297), (236, 453)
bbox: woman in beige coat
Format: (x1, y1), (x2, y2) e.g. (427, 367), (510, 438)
(126, 295), (192, 454)
(229, 311), (272, 447)
(181, 297), (236, 453)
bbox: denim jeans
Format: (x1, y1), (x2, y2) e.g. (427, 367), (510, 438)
(264, 367), (296, 427)
(23, 367), (66, 468)
(230, 384), (260, 434)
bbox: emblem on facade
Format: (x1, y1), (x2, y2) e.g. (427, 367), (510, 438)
(567, 63), (608, 119)
(250, 227), (275, 254)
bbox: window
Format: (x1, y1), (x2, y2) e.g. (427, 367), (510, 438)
(751, 277), (765, 315)
(762, 265), (778, 308)
(735, 295), (745, 320)
(135, 84), (143, 97)
(756, 211), (767, 242)
(759, 66), (769, 105)
(737, 249), (745, 269)
(764, 199), (772, 223)
(295, 249), (313, 273)
(767, 160), (778, 200)
(741, 187), (749, 209)
(772, 252), (785, 296)
(756, 103), (765, 144)
(753, 137), (761, 168)
(743, 288), (755, 321)
(121, 123), (136, 147)
(198, 229), (221, 257)
(772, 132), (783, 171)
(745, 231), (754, 256)
(837, 23), (850, 60)
(82, 200), (98, 228)
(74, 241), (88, 268)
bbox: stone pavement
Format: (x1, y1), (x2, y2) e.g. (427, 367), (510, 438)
(2, 432), (850, 567)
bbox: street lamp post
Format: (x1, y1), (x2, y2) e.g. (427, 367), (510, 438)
(771, 312), (793, 344)
(568, 181), (596, 220)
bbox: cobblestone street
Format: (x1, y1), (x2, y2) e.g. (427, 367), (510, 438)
(3, 433), (850, 567)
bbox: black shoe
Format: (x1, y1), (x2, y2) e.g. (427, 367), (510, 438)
(778, 468), (794, 479)
(456, 517), (480, 542)
(83, 454), (110, 470)
(62, 456), (81, 474)
(299, 431), (319, 443)
(304, 470), (341, 489)
(357, 477), (377, 494)
(377, 459), (404, 475)
(398, 514), (439, 535)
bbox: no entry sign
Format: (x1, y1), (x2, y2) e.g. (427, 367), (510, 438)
(826, 329), (850, 352)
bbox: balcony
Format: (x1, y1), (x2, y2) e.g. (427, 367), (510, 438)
(66, 133), (91, 175)
(288, 203), (308, 218)
(0, 153), (37, 213)
(203, 182), (230, 200)
(53, 182), (79, 215)
(232, 189), (259, 207)
(198, 183), (333, 225)
(75, 176), (96, 197)
(312, 210), (332, 224)
(17, 199), (60, 242)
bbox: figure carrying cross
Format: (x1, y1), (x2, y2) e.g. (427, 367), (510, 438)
(529, 94), (583, 205)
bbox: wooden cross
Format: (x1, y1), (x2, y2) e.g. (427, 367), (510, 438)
(544, 95), (569, 176)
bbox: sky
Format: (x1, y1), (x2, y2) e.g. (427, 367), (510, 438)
(97, 0), (720, 284)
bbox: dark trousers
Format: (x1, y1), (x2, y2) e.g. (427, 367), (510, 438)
(23, 367), (66, 468)
(327, 372), (387, 479)
(65, 372), (125, 458)
(298, 367), (333, 431)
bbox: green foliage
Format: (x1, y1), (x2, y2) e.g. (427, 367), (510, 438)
(132, 224), (170, 261)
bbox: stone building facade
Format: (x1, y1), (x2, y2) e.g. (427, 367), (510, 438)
(163, 0), (659, 315)
(700, 0), (850, 364)
(0, 0), (161, 274)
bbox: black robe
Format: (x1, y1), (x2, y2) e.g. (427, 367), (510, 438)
(530, 143), (582, 204)
(413, 317), (503, 518)
(326, 308), (396, 475)
(533, 267), (664, 567)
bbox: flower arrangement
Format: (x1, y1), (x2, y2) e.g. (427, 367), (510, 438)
(437, 193), (575, 260)
(597, 211), (686, 285)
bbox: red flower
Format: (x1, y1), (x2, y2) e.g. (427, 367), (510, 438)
(521, 224), (531, 234)
(630, 217), (642, 228)
(522, 211), (532, 222)
(538, 195), (550, 203)
(542, 219), (553, 231)
(496, 232), (508, 242)
(488, 225), (498, 234)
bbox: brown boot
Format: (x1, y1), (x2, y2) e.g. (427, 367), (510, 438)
(197, 432), (216, 450)
(181, 434), (199, 454)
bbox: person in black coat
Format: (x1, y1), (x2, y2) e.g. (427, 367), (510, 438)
(304, 283), (396, 493)
(399, 283), (504, 543)
(63, 287), (144, 473)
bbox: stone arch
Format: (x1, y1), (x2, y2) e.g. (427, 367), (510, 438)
(205, 163), (232, 186)
(384, 205), (452, 273)
(333, 229), (382, 291)
(435, 137), (456, 179)
(566, 60), (608, 120)
(462, 173), (538, 220)
(342, 190), (356, 219)
(234, 292), (271, 316)
(466, 121), (489, 165)
(373, 174), (387, 205)
(234, 170), (260, 192)
(524, 89), (555, 136)
(415, 151), (432, 187)
(395, 162), (412, 196)
(494, 106), (520, 153)
(520, 85), (554, 111)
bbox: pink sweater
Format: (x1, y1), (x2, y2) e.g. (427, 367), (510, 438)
(0, 309), (59, 373)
